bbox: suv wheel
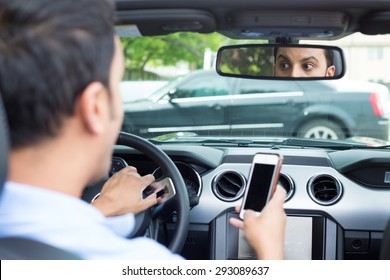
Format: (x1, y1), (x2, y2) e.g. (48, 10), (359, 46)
(297, 120), (345, 140)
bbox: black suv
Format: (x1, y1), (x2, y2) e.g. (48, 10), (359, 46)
(123, 70), (390, 140)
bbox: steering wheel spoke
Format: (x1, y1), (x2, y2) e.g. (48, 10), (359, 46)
(116, 132), (189, 253)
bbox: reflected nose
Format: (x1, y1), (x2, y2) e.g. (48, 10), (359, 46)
(290, 65), (302, 77)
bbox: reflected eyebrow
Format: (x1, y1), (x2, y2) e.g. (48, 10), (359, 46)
(277, 54), (320, 64)
(301, 56), (319, 63)
(276, 54), (290, 61)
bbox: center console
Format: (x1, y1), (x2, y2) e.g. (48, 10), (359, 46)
(210, 210), (341, 260)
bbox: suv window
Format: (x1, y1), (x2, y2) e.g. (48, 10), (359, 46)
(174, 74), (230, 98)
(239, 79), (301, 94)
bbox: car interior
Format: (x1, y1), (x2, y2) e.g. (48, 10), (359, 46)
(2, 0), (390, 260)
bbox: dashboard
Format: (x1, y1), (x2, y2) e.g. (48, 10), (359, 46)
(85, 143), (390, 260)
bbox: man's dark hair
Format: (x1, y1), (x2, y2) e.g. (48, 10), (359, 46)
(0, 0), (115, 148)
(324, 49), (334, 68)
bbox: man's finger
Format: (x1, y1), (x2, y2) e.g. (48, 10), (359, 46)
(121, 166), (138, 173)
(243, 209), (258, 222)
(140, 174), (156, 190)
(143, 193), (158, 208)
(269, 185), (286, 206)
(229, 217), (244, 229)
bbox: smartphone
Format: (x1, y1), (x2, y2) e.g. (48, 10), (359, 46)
(239, 152), (283, 219)
(143, 177), (176, 204)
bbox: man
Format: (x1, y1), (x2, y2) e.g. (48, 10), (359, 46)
(274, 47), (335, 77)
(0, 0), (178, 259)
(0, 0), (286, 259)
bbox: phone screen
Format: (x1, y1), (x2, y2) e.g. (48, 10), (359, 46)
(144, 177), (176, 204)
(243, 163), (275, 212)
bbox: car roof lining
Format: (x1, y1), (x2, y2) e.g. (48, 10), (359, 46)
(115, 0), (390, 39)
(116, 9), (217, 36)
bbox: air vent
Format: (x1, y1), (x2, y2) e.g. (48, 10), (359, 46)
(278, 173), (295, 202)
(212, 170), (246, 202)
(307, 174), (343, 206)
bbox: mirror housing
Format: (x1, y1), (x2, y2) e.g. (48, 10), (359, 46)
(216, 44), (345, 80)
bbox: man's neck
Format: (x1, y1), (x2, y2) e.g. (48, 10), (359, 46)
(8, 138), (92, 198)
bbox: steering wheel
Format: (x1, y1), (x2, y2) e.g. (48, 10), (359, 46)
(116, 132), (189, 254)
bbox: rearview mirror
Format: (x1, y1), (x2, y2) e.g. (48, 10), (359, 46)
(216, 44), (345, 80)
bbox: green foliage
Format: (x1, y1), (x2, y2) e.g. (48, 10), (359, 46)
(120, 32), (265, 80)
(219, 46), (274, 76)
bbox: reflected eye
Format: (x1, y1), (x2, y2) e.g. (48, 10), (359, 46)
(302, 63), (314, 71)
(279, 62), (290, 70)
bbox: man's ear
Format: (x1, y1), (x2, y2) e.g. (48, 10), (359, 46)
(327, 65), (336, 77)
(78, 82), (108, 135)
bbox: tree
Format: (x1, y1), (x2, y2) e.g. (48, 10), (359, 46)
(120, 32), (258, 80)
(219, 46), (274, 76)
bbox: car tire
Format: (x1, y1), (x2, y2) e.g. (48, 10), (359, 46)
(297, 119), (346, 140)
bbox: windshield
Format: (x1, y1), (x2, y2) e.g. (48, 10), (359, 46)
(120, 32), (390, 148)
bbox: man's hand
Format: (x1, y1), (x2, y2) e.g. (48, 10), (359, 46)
(229, 185), (287, 260)
(92, 166), (158, 217)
